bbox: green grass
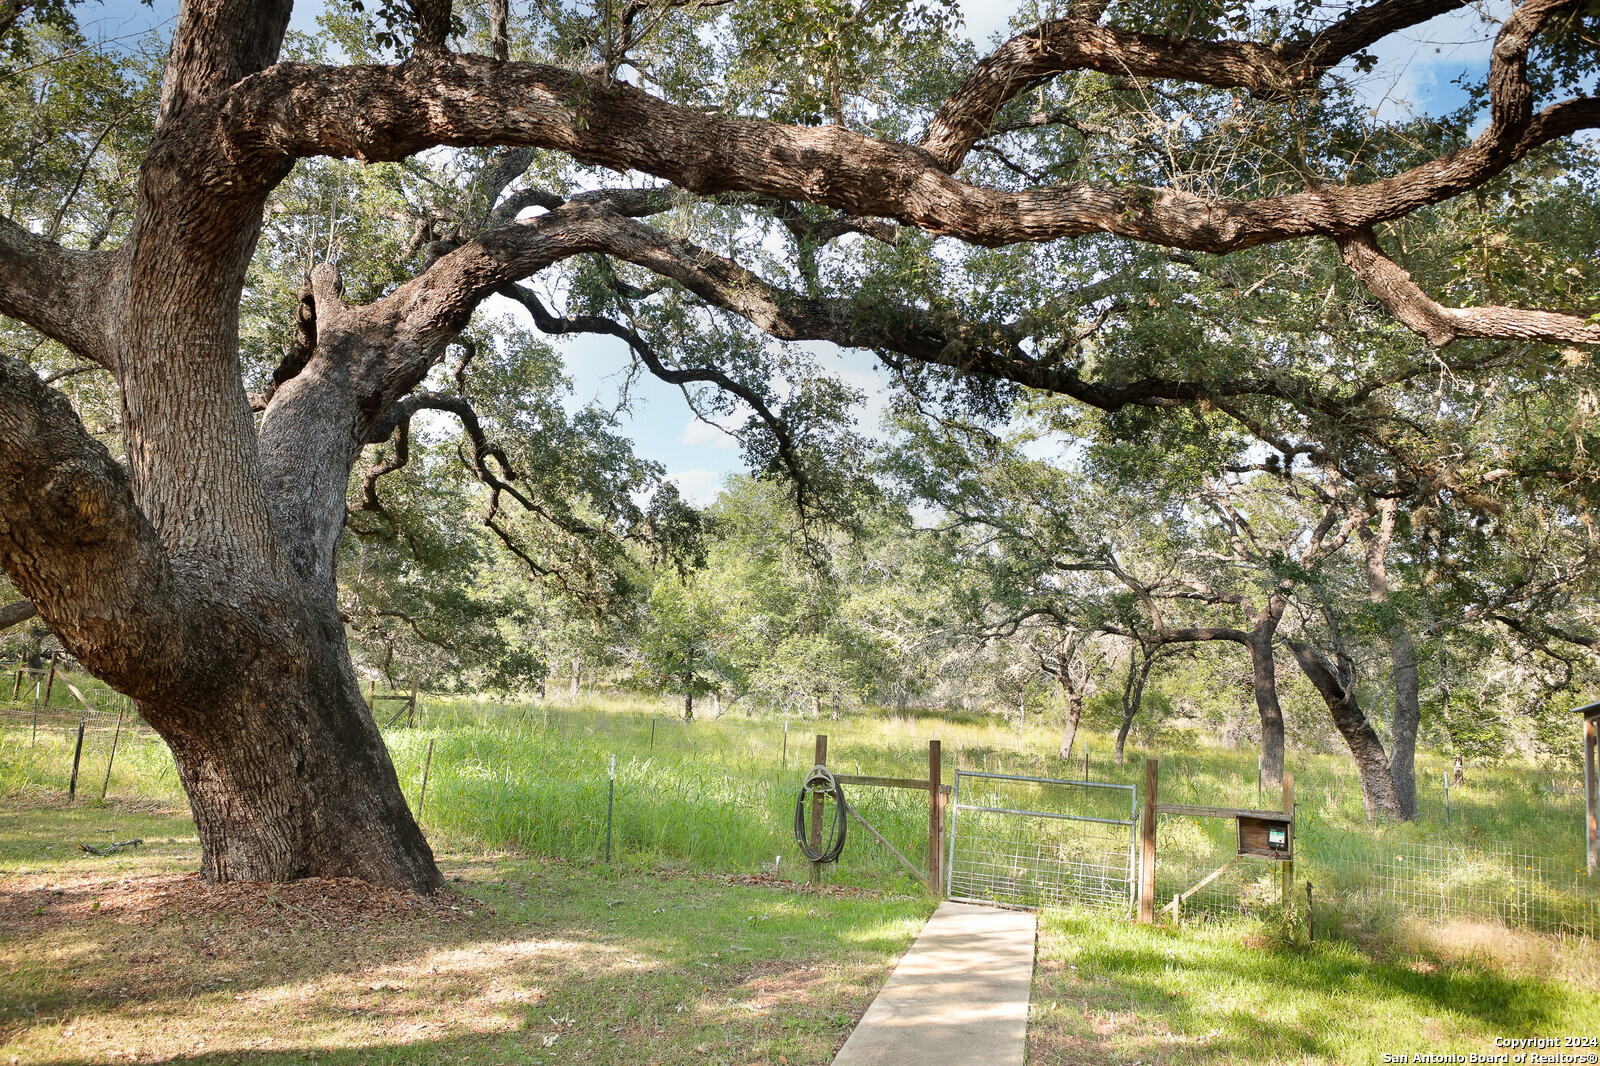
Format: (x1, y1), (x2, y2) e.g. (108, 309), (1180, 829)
(0, 799), (931, 1065)
(2, 691), (1595, 940)
(1029, 906), (1600, 1065)
(3, 693), (1598, 1065)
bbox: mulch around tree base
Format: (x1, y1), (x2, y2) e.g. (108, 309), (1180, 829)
(0, 871), (486, 935)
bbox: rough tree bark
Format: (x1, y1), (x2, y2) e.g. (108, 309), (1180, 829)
(1059, 689), (1084, 762)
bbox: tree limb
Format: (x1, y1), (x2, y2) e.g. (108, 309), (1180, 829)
(0, 216), (114, 368)
(0, 356), (179, 694)
(0, 598), (37, 631)
(226, 21), (1597, 257)
(917, 0), (1475, 171)
(1337, 226), (1600, 346)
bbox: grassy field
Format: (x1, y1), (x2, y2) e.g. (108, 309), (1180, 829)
(3, 688), (1599, 1065)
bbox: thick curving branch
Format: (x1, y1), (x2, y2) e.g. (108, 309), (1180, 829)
(0, 217), (114, 368)
(225, 7), (1595, 258)
(0, 357), (182, 695)
(1337, 227), (1600, 346)
(917, 0), (1472, 171)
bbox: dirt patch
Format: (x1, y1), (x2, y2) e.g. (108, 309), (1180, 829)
(0, 871), (485, 936)
(725, 872), (894, 899)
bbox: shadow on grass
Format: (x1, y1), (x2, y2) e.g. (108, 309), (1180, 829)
(2, 810), (932, 1066)
(1035, 910), (1598, 1064)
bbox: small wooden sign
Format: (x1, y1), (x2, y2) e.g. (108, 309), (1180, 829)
(1237, 812), (1293, 860)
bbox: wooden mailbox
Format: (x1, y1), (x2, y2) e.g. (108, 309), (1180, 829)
(1237, 811), (1293, 860)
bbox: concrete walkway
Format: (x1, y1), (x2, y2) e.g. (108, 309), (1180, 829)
(831, 901), (1037, 1066)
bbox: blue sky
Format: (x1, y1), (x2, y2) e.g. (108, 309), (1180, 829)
(79, 0), (1505, 503)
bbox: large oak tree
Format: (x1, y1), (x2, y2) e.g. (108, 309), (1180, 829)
(2, 0), (1597, 890)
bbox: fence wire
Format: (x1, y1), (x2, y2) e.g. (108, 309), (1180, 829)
(1153, 814), (1285, 921)
(947, 771), (1136, 912)
(1306, 838), (1600, 940)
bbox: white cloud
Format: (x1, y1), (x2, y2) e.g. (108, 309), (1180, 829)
(956, 0), (1020, 47)
(678, 417), (737, 449)
(1338, 2), (1505, 122)
(667, 469), (726, 506)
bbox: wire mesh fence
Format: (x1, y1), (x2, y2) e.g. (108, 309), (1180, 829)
(1302, 837), (1600, 940)
(946, 771), (1137, 912)
(1152, 813), (1285, 922)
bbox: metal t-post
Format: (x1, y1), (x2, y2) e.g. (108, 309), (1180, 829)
(928, 739), (943, 896)
(67, 718), (85, 799)
(1281, 772), (1295, 911)
(605, 754), (616, 863)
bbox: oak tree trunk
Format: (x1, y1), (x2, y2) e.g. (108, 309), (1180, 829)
(1113, 645), (1157, 764)
(1388, 632), (1421, 818)
(1249, 634), (1286, 789)
(156, 608), (440, 887)
(1058, 690), (1083, 761)
(1360, 498), (1420, 820)
(1286, 639), (1404, 820)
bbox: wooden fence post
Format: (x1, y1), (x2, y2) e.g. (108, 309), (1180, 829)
(1140, 757), (1158, 924)
(929, 739), (943, 897)
(42, 654), (57, 708)
(810, 734), (828, 886)
(11, 668), (22, 702)
(1281, 771), (1296, 909)
(1584, 717), (1596, 877)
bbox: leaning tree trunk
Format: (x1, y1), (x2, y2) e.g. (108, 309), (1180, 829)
(1286, 639), (1404, 820)
(157, 606), (440, 887)
(1360, 497), (1421, 819)
(0, 348), (444, 890)
(1113, 644), (1158, 763)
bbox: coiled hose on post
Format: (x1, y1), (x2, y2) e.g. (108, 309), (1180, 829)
(793, 764), (847, 864)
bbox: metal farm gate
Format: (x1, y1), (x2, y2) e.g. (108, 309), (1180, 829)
(945, 770), (1138, 912)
